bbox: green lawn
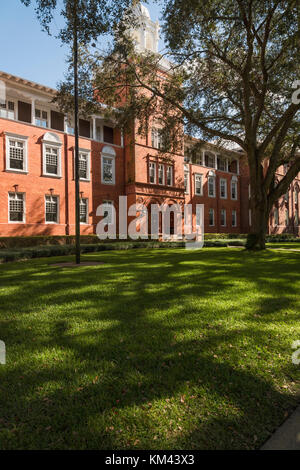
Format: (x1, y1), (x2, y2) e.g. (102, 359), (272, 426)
(0, 247), (299, 450)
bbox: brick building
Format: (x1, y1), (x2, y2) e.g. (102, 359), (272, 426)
(0, 4), (299, 238)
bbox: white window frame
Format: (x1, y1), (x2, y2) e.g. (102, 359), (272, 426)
(220, 178), (227, 199)
(184, 165), (189, 194)
(8, 192), (25, 223)
(158, 164), (164, 185)
(209, 208), (215, 226)
(194, 173), (203, 196)
(232, 209), (237, 227)
(45, 195), (59, 224)
(77, 148), (91, 181)
(80, 198), (89, 224)
(208, 172), (216, 198)
(0, 98), (17, 120)
(220, 209), (226, 227)
(231, 177), (238, 200)
(149, 161), (156, 184)
(43, 143), (62, 178)
(151, 128), (163, 149)
(35, 106), (49, 128)
(5, 133), (28, 173)
(101, 146), (116, 185)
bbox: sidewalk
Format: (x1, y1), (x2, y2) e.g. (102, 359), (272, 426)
(261, 405), (300, 450)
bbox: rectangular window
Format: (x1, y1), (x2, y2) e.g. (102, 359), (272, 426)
(195, 174), (203, 195)
(103, 200), (114, 224)
(295, 210), (299, 226)
(101, 155), (115, 184)
(35, 108), (48, 128)
(80, 198), (88, 224)
(208, 176), (215, 197)
(231, 179), (238, 200)
(151, 128), (163, 149)
(8, 192), (25, 222)
(184, 170), (189, 194)
(209, 208), (214, 226)
(45, 195), (59, 223)
(6, 135), (27, 172)
(18, 101), (31, 123)
(79, 152), (90, 180)
(166, 166), (173, 186)
(149, 162), (156, 184)
(45, 146), (58, 175)
(232, 209), (237, 227)
(205, 152), (215, 168)
(220, 178), (227, 198)
(221, 209), (226, 227)
(158, 164), (164, 185)
(0, 100), (15, 119)
(217, 156), (227, 171)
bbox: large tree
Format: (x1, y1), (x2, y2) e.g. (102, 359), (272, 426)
(90, 0), (300, 249)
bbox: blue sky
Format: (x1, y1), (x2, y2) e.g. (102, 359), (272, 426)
(0, 1), (162, 89)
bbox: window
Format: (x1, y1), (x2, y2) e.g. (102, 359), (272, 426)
(103, 200), (114, 224)
(80, 198), (88, 224)
(184, 155), (192, 164)
(195, 174), (203, 195)
(8, 192), (25, 222)
(151, 128), (163, 149)
(231, 179), (238, 200)
(166, 166), (173, 186)
(220, 178), (227, 198)
(101, 149), (115, 184)
(45, 146), (59, 175)
(6, 134), (28, 172)
(42, 133), (62, 177)
(204, 152), (215, 168)
(209, 208), (214, 226)
(45, 195), (59, 223)
(217, 156), (227, 171)
(274, 207), (279, 225)
(103, 126), (114, 144)
(295, 210), (299, 226)
(208, 175), (216, 197)
(158, 164), (164, 185)
(0, 100), (15, 119)
(79, 151), (90, 180)
(184, 166), (189, 193)
(35, 108), (48, 128)
(220, 209), (226, 227)
(149, 162), (156, 183)
(248, 184), (251, 199)
(232, 210), (237, 227)
(249, 209), (252, 226)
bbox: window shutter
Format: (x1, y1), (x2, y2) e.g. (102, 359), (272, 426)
(79, 119), (90, 138)
(18, 101), (31, 123)
(51, 111), (64, 131)
(103, 126), (114, 144)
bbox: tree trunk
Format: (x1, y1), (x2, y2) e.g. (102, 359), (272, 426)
(246, 183), (270, 250)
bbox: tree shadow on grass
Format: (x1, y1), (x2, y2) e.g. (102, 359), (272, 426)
(0, 248), (299, 449)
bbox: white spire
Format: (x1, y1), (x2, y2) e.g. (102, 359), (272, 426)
(131, 2), (160, 53)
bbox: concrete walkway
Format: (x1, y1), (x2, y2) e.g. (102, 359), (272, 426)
(261, 405), (300, 450)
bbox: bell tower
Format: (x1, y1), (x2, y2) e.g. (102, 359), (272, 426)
(131, 2), (160, 53)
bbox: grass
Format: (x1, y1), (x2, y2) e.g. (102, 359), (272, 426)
(0, 247), (299, 450)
